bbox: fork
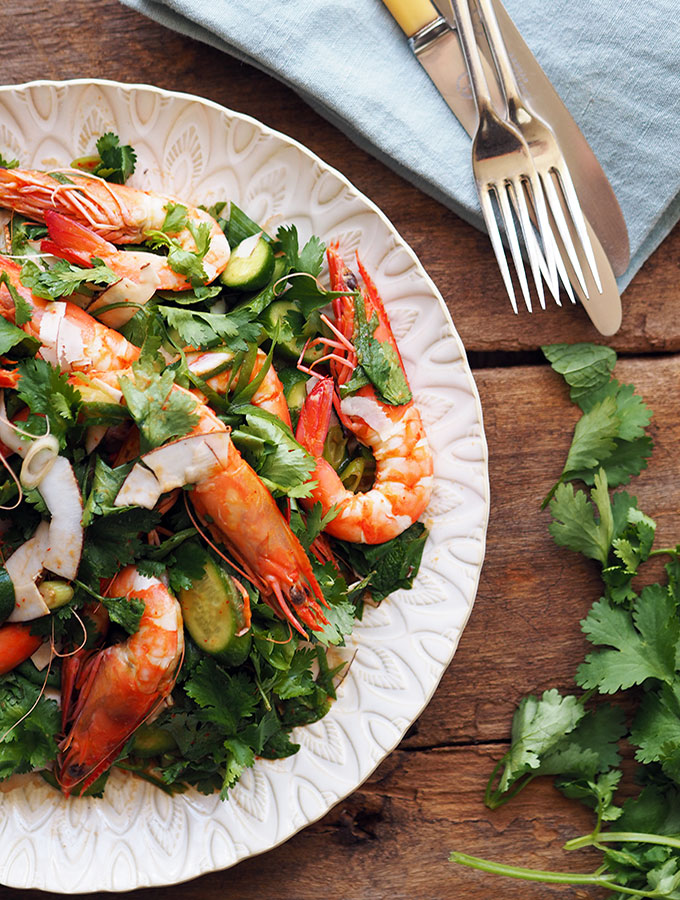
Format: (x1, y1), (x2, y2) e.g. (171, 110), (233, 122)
(443, 0), (559, 312)
(475, 0), (602, 297)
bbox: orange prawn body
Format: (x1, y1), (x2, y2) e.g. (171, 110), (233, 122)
(57, 568), (183, 796)
(296, 247), (434, 544)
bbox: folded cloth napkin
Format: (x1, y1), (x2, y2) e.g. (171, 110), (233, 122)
(121, 0), (679, 289)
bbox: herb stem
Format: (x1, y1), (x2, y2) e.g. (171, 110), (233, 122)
(449, 852), (661, 896)
(564, 831), (680, 852)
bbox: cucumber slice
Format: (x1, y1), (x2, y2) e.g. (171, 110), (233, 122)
(221, 234), (275, 291)
(179, 550), (251, 667)
(262, 300), (324, 363)
(131, 723), (178, 758)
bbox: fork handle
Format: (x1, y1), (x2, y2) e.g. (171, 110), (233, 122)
(476, 0), (523, 109)
(444, 0), (495, 118)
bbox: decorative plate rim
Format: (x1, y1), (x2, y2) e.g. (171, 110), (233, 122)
(0, 78), (490, 893)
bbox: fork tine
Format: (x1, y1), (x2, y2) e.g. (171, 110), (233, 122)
(496, 183), (532, 312)
(478, 187), (518, 314)
(542, 172), (590, 297)
(553, 165), (603, 292)
(524, 171), (561, 303)
(496, 185), (532, 312)
(509, 178), (544, 309)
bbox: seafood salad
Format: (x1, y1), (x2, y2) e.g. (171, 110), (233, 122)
(0, 135), (433, 799)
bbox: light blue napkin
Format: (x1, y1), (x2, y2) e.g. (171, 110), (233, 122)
(121, 0), (680, 289)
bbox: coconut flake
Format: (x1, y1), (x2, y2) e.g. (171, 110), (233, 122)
(340, 395), (400, 443)
(39, 456), (83, 581)
(114, 433), (231, 509)
(6, 521), (51, 622)
(88, 255), (162, 327)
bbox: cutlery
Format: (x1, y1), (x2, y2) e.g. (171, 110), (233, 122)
(439, 0), (557, 311)
(475, 0), (600, 298)
(381, 0), (629, 277)
(382, 0), (623, 334)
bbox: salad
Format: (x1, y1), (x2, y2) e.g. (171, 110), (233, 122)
(0, 134), (433, 800)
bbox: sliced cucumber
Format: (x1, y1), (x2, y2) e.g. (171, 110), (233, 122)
(131, 723), (178, 758)
(221, 234), (275, 291)
(262, 300), (324, 363)
(179, 550), (251, 667)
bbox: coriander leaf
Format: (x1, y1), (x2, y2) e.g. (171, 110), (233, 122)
(20, 258), (119, 300)
(562, 395), (620, 476)
(539, 704), (625, 778)
(0, 152), (19, 170)
(221, 737), (255, 795)
(231, 408), (316, 497)
(101, 593), (145, 635)
(630, 680), (680, 766)
(289, 501), (338, 551)
(579, 380), (653, 442)
(497, 690), (586, 793)
(79, 507), (160, 580)
(118, 356), (199, 452)
(92, 132), (137, 184)
(184, 659), (258, 732)
(160, 202), (189, 234)
(0, 673), (60, 778)
(577, 585), (679, 693)
(557, 770), (623, 822)
(159, 305), (260, 352)
(549, 470), (613, 566)
(542, 342), (617, 404)
(15, 357), (81, 446)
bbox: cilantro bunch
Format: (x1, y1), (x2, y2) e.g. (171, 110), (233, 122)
(450, 343), (680, 899)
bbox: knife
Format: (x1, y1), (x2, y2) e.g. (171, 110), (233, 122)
(382, 0), (629, 276)
(382, 0), (624, 334)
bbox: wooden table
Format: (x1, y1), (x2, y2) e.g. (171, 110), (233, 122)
(3, 2), (679, 898)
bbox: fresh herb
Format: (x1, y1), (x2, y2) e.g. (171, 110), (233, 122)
(451, 342), (680, 899)
(340, 293), (412, 406)
(20, 258), (119, 300)
(72, 132), (137, 184)
(0, 152), (18, 170)
(159, 305), (260, 352)
(145, 203), (213, 287)
(118, 352), (199, 452)
(0, 672), (60, 779)
(15, 357), (81, 446)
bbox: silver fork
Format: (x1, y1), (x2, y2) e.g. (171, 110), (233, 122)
(475, 0), (601, 297)
(444, 0), (559, 312)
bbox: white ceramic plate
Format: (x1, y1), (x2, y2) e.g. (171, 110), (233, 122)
(0, 79), (489, 893)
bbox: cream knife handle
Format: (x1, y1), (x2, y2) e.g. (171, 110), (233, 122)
(381, 0), (437, 37)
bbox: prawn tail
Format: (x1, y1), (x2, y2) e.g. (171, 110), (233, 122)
(42, 209), (116, 267)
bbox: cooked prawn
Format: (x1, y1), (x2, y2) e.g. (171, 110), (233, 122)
(0, 169), (230, 289)
(295, 247), (433, 544)
(0, 255), (140, 373)
(0, 266), (325, 633)
(186, 347), (292, 427)
(57, 567), (183, 795)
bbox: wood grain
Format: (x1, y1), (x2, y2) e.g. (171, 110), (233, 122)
(1, 1), (679, 898)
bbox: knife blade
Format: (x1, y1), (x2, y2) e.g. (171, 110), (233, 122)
(382, 0), (623, 335)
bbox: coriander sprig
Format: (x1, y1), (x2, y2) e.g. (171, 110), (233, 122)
(451, 342), (680, 900)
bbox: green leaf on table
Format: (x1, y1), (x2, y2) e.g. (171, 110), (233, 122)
(549, 470), (613, 566)
(542, 342), (617, 404)
(577, 584), (679, 693)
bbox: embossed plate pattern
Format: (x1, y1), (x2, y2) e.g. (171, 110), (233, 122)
(0, 79), (489, 893)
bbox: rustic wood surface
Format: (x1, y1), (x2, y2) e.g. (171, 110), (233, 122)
(2, 1), (679, 898)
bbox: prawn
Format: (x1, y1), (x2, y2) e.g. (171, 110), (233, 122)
(186, 347), (292, 427)
(0, 169), (230, 289)
(0, 261), (326, 633)
(57, 567), (182, 795)
(295, 247), (433, 544)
